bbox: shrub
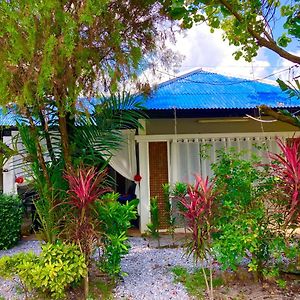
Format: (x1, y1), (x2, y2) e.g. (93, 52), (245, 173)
(0, 242), (87, 299)
(96, 194), (138, 277)
(0, 194), (23, 250)
(147, 196), (160, 246)
(211, 150), (286, 278)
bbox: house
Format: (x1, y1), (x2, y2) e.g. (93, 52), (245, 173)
(134, 69), (300, 232)
(1, 69), (300, 232)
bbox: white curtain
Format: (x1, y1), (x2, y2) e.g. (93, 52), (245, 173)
(109, 129), (137, 181)
(171, 140), (202, 184)
(170, 135), (283, 185)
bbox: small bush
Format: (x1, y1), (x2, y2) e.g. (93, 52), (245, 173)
(0, 242), (87, 299)
(0, 194), (23, 249)
(96, 194), (138, 277)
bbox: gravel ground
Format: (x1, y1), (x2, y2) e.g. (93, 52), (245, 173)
(114, 237), (194, 300)
(0, 240), (42, 300)
(0, 237), (194, 300)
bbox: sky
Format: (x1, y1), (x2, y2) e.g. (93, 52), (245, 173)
(154, 23), (300, 85)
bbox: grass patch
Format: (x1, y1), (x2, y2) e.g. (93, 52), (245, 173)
(172, 266), (223, 299)
(88, 277), (116, 300)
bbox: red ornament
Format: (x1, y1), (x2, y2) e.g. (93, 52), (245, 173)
(15, 176), (24, 184)
(134, 174), (142, 182)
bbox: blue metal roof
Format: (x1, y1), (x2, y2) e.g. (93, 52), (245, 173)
(141, 69), (300, 110)
(0, 108), (21, 126)
(1, 69), (299, 126)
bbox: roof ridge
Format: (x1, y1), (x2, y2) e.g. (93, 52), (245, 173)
(154, 68), (212, 89)
(154, 68), (278, 90)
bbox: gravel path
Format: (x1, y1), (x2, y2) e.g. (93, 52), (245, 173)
(114, 237), (194, 300)
(0, 237), (194, 300)
(0, 240), (42, 300)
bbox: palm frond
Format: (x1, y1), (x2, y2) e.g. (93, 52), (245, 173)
(73, 92), (146, 165)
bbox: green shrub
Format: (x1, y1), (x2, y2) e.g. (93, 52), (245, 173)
(0, 242), (87, 299)
(0, 194), (23, 249)
(147, 196), (160, 240)
(95, 194), (138, 277)
(211, 149), (287, 278)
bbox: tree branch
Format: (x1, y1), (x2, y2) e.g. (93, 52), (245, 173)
(218, 0), (300, 64)
(259, 105), (300, 128)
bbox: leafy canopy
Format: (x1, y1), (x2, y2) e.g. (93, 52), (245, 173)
(0, 0), (169, 108)
(167, 0), (300, 64)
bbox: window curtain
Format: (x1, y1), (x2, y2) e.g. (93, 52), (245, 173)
(109, 129), (137, 181)
(170, 136), (282, 185)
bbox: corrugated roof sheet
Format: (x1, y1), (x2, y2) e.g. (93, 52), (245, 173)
(0, 108), (20, 126)
(141, 69), (299, 110)
(0, 69), (298, 125)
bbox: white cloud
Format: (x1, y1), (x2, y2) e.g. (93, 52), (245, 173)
(168, 24), (272, 81)
(273, 50), (300, 82)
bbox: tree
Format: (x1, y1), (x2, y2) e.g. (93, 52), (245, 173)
(167, 0), (300, 124)
(0, 0), (170, 168)
(0, 2), (173, 296)
(167, 0), (299, 63)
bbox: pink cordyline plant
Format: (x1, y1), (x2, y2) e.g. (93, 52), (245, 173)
(269, 137), (300, 224)
(180, 175), (217, 300)
(181, 175), (216, 233)
(64, 166), (110, 211)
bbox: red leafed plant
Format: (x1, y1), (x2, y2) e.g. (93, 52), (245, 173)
(180, 175), (217, 300)
(269, 137), (300, 225)
(64, 166), (110, 211)
(63, 166), (111, 297)
(180, 175), (217, 259)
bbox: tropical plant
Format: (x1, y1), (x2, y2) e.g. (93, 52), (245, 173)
(211, 149), (287, 280)
(162, 183), (176, 245)
(147, 196), (161, 247)
(95, 194), (138, 277)
(0, 242), (87, 300)
(268, 137), (300, 226)
(64, 165), (110, 298)
(180, 175), (217, 300)
(171, 182), (188, 230)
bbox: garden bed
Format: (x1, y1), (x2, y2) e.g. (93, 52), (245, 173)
(1, 235), (300, 299)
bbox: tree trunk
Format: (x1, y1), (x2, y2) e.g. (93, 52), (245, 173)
(58, 114), (72, 169)
(26, 111), (51, 187)
(83, 273), (89, 299)
(38, 110), (57, 163)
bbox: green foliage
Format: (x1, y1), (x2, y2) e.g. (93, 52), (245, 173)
(212, 150), (266, 211)
(0, 0), (169, 106)
(172, 266), (223, 299)
(162, 183), (176, 239)
(211, 150), (286, 277)
(172, 182), (188, 197)
(96, 195), (138, 277)
(0, 194), (23, 250)
(147, 196), (160, 240)
(0, 242), (87, 299)
(167, 0), (300, 64)
(277, 78), (300, 100)
(0, 140), (18, 170)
